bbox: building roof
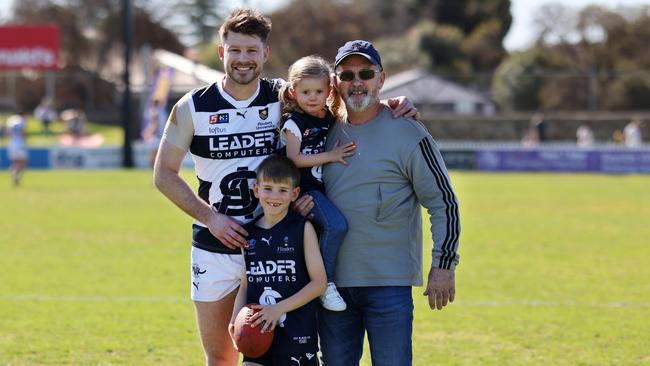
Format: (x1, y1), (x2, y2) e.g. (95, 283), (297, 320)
(379, 69), (491, 105)
(151, 49), (224, 93)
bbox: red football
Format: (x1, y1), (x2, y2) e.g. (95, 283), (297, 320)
(233, 304), (274, 357)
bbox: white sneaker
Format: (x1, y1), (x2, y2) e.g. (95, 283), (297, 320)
(320, 282), (347, 311)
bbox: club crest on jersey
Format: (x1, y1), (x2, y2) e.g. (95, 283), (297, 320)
(259, 107), (269, 120)
(209, 113), (229, 124)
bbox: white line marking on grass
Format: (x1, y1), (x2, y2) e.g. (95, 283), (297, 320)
(416, 299), (650, 308)
(0, 295), (188, 303)
(1, 295), (648, 308)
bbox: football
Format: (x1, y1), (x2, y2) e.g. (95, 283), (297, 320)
(233, 304), (274, 357)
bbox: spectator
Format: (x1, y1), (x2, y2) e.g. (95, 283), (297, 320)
(34, 97), (57, 134)
(576, 122), (595, 147)
(60, 109), (86, 142)
(531, 112), (548, 142)
(624, 116), (643, 147)
(612, 129), (625, 145)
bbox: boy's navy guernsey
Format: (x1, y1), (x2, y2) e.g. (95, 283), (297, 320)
(174, 78), (284, 254)
(280, 110), (335, 194)
(242, 211), (319, 355)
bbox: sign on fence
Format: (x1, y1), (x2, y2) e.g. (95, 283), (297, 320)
(0, 25), (60, 70)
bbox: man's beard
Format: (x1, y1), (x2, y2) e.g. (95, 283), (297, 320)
(227, 63), (261, 85)
(343, 86), (379, 112)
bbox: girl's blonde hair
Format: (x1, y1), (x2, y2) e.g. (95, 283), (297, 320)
(279, 55), (345, 121)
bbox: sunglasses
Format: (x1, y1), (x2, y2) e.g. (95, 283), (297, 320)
(336, 69), (378, 82)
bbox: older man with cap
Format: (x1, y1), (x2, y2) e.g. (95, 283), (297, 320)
(318, 40), (461, 366)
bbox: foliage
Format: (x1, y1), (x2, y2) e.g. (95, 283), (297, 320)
(11, 0), (184, 72)
(6, 0), (185, 112)
(195, 41), (224, 72)
(492, 49), (546, 111)
(415, 21), (469, 75)
(495, 4), (650, 111)
(604, 71), (650, 110)
(266, 0), (370, 75)
(264, 0), (511, 77)
(169, 0), (223, 46)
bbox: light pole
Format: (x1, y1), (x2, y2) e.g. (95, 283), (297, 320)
(122, 0), (134, 168)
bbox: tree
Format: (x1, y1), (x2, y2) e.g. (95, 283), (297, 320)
(169, 0), (223, 46)
(492, 49), (546, 111)
(11, 0), (184, 73)
(495, 3), (650, 111)
(262, 0), (511, 78)
(8, 0), (185, 111)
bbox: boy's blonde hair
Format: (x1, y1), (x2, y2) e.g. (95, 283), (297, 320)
(279, 55), (345, 121)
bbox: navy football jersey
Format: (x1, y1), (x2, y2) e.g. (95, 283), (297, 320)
(280, 110), (335, 194)
(243, 211), (319, 355)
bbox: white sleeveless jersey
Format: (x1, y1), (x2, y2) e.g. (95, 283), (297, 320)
(180, 78), (284, 253)
(7, 115), (26, 148)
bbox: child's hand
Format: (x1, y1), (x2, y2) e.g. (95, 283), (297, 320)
(249, 304), (284, 333)
(328, 140), (356, 165)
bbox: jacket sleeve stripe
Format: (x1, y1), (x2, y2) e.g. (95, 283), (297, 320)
(419, 137), (460, 269)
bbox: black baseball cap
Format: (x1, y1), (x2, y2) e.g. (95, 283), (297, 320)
(334, 40), (382, 69)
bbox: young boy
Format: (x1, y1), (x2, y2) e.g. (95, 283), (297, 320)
(229, 154), (327, 366)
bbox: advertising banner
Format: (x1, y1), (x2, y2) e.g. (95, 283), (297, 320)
(0, 25), (60, 70)
(475, 148), (650, 173)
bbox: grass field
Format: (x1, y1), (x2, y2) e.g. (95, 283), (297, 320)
(1, 170), (649, 365)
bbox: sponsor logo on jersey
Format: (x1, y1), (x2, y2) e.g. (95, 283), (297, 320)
(208, 126), (226, 135)
(256, 120), (275, 131)
(206, 130), (277, 159)
(209, 113), (229, 124)
(247, 260), (296, 275)
(303, 128), (317, 137)
(259, 107), (269, 120)
(277, 236), (294, 254)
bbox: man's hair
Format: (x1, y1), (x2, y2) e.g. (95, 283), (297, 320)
(219, 8), (272, 44)
(255, 154), (300, 188)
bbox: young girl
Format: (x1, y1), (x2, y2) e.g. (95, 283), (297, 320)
(278, 55), (355, 311)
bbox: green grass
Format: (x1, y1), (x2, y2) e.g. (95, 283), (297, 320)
(1, 171), (649, 365)
(1, 114), (123, 146)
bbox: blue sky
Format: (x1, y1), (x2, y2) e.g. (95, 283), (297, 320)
(2, 0), (648, 51)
